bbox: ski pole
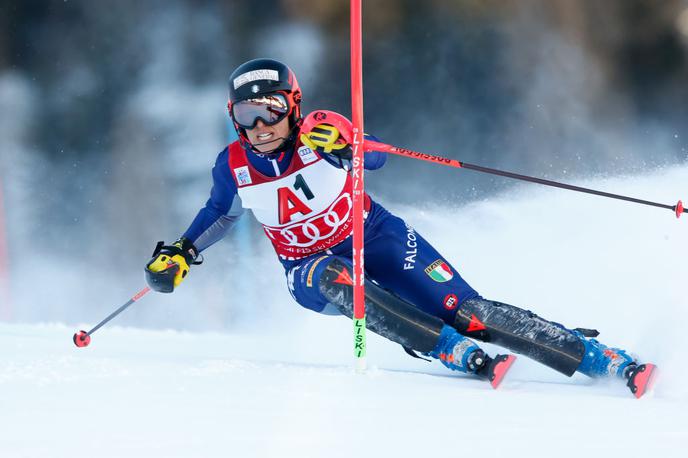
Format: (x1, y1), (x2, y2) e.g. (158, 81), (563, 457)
(364, 139), (685, 219)
(72, 286), (151, 347)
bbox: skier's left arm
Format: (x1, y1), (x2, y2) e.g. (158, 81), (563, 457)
(361, 133), (387, 170)
(144, 149), (244, 293)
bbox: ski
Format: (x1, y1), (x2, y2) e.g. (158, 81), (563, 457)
(477, 354), (517, 389)
(626, 363), (658, 399)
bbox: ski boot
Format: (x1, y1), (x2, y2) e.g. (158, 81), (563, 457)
(576, 334), (657, 398)
(428, 326), (516, 389)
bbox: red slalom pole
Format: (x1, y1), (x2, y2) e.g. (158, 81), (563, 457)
(73, 286), (151, 347)
(364, 139), (686, 219)
(350, 0), (367, 371)
(0, 179), (10, 320)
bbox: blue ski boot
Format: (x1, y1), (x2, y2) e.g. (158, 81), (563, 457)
(576, 335), (636, 378)
(428, 326), (516, 389)
(576, 333), (657, 398)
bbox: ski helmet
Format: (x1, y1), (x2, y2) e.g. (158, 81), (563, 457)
(227, 58), (302, 154)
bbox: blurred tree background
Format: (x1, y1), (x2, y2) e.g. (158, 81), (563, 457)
(0, 0), (686, 327)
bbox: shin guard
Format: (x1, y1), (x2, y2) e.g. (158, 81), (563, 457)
(453, 298), (585, 376)
(319, 258), (444, 352)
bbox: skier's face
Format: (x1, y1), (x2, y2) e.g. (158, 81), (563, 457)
(246, 117), (290, 153)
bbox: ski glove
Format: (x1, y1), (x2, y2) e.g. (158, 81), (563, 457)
(145, 237), (201, 293)
(300, 124), (352, 159)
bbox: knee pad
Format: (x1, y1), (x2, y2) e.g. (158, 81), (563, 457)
(319, 258), (444, 352)
(453, 298), (585, 376)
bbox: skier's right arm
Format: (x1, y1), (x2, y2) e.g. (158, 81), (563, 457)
(145, 148), (244, 293)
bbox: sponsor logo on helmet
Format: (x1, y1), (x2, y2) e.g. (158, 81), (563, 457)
(424, 259), (454, 282)
(443, 293), (458, 310)
(234, 166), (252, 185)
(251, 84), (260, 93)
(233, 69), (279, 90)
(297, 146), (318, 165)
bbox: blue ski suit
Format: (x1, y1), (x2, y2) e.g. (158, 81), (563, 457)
(183, 136), (479, 326)
(178, 122), (642, 383)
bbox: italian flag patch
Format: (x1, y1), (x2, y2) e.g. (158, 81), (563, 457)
(424, 259), (454, 283)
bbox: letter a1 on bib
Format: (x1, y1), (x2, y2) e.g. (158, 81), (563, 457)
(278, 187), (313, 224)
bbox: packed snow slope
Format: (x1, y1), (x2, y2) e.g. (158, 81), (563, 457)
(1, 166), (687, 458)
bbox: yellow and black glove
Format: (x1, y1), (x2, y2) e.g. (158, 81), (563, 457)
(300, 124), (352, 159)
(145, 237), (201, 293)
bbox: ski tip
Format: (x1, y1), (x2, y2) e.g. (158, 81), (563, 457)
(628, 363), (658, 399)
(490, 354), (516, 389)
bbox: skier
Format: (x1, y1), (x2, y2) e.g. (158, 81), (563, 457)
(145, 58), (656, 397)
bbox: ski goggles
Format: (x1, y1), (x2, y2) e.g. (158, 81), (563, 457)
(230, 93), (291, 129)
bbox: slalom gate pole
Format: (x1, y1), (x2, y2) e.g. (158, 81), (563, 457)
(0, 179), (10, 320)
(72, 286), (151, 347)
(351, 0), (367, 371)
(364, 139), (686, 219)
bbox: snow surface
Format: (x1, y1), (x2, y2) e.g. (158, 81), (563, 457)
(1, 166), (687, 457)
